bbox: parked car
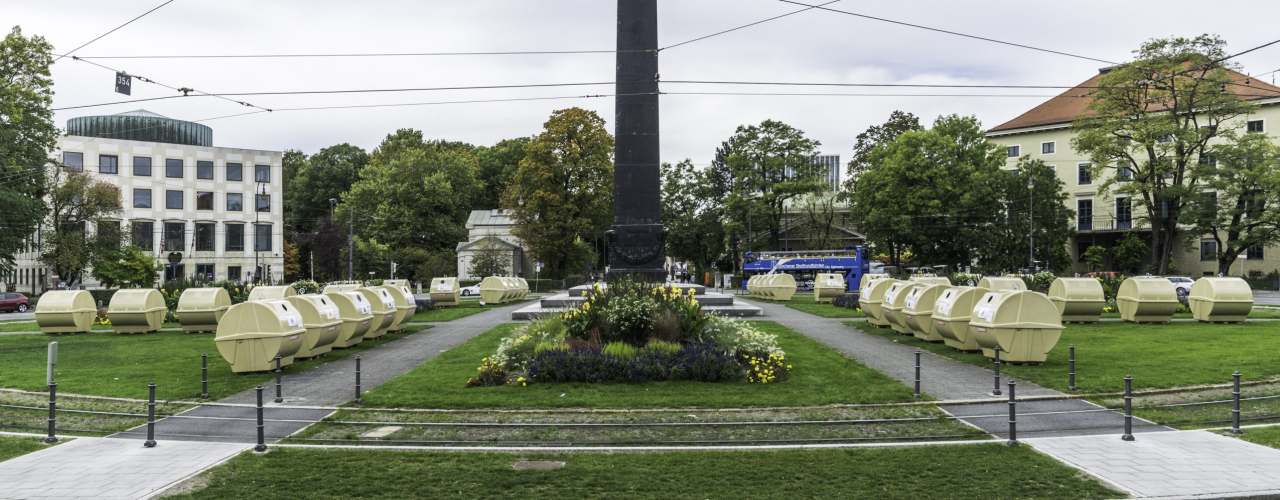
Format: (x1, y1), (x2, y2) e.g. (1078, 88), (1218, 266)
(0, 293), (30, 313)
(460, 285), (481, 297)
(1166, 276), (1195, 297)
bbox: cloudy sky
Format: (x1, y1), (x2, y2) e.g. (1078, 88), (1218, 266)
(9, 0), (1280, 167)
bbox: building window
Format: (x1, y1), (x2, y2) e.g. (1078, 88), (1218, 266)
(1119, 162), (1134, 181)
(1200, 240), (1217, 261)
(1041, 142), (1055, 154)
(195, 264), (214, 282)
(1078, 164), (1092, 185)
(63, 152), (83, 171)
(255, 165), (270, 183)
(197, 161), (214, 180)
(134, 156), (152, 176)
(133, 188), (152, 209)
(226, 224), (244, 251)
(227, 266), (241, 281)
(227, 193), (243, 211)
(166, 159), (183, 178)
(1200, 155), (1217, 167)
(1116, 198), (1132, 230)
(99, 155), (118, 174)
(164, 222), (184, 251)
(196, 191), (213, 210)
(256, 194), (270, 212)
(226, 162), (243, 182)
(166, 190), (183, 210)
(1077, 199), (1093, 230)
(195, 223), (215, 251)
(1248, 120), (1265, 133)
(1007, 145), (1020, 158)
(1248, 244), (1264, 260)
(254, 224), (271, 252)
(132, 221), (153, 251)
(1159, 133), (1174, 143)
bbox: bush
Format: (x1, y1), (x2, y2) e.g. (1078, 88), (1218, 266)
(949, 272), (979, 287)
(739, 351), (790, 384)
(602, 293), (658, 345)
(466, 357), (508, 387)
(414, 300), (437, 313)
(365, 279), (384, 287)
(831, 293), (859, 309)
(88, 289), (117, 308)
(526, 343), (745, 383)
(210, 280), (250, 304)
(1032, 271), (1057, 293)
(291, 280), (320, 295)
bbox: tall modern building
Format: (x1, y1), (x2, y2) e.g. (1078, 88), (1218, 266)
(815, 154), (841, 192)
(9, 110), (283, 292)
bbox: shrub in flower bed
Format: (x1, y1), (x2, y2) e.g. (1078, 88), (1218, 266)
(415, 300), (437, 313)
(831, 293), (861, 310)
(526, 342), (745, 383)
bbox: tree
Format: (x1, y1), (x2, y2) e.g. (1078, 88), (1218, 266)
(661, 159), (729, 274)
(1183, 134), (1280, 275)
(1083, 245), (1107, 272)
(841, 110), (923, 199)
(91, 242), (160, 289)
(297, 216), (347, 282)
(502, 108), (613, 278)
(722, 120), (826, 252)
(979, 157), (1075, 273)
(0, 27), (54, 276)
(285, 143), (368, 233)
(415, 253), (455, 281)
(41, 168), (121, 284)
(1112, 233), (1149, 273)
(798, 193), (843, 251)
(468, 235), (510, 279)
(283, 240), (301, 278)
(473, 137), (532, 209)
(1072, 35), (1259, 274)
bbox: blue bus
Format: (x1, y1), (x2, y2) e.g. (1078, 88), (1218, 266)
(742, 247), (871, 293)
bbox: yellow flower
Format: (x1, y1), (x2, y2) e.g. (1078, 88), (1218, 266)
(522, 382), (527, 387)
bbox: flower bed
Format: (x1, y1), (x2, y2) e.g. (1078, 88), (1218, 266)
(470, 279), (790, 387)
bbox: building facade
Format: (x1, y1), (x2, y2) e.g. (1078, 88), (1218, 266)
(456, 210), (534, 280)
(986, 69), (1280, 276)
(9, 110), (283, 293)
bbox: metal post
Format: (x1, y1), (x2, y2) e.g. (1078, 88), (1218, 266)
(1007, 380), (1018, 446)
(348, 206), (354, 282)
(254, 385), (267, 453)
(274, 355), (283, 403)
(1122, 375), (1135, 441)
(144, 382), (157, 448)
(355, 355), (363, 404)
(993, 346), (1002, 396)
(914, 350), (921, 399)
(1230, 371), (1243, 434)
(1068, 344), (1077, 391)
(44, 381), (58, 444)
(201, 353), (209, 399)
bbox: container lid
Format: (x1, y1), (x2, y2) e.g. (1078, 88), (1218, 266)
(177, 287), (232, 312)
(971, 291), (1063, 329)
(1118, 277), (1178, 302)
(285, 295), (343, 327)
(977, 277), (1025, 292)
(1189, 277), (1253, 302)
(108, 289), (166, 312)
(215, 300), (307, 340)
(932, 286), (993, 319)
(247, 286), (296, 302)
(1048, 278), (1105, 301)
(34, 290), (96, 313)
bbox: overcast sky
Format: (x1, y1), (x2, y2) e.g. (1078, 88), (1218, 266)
(9, 0), (1280, 167)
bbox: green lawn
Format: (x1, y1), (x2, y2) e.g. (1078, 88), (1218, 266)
(0, 435), (58, 463)
(745, 295), (867, 318)
(849, 320), (1280, 393)
(1096, 310), (1280, 319)
(1226, 425), (1280, 449)
(410, 300), (490, 322)
(165, 444), (1122, 500)
(0, 322), (181, 333)
(358, 321), (917, 409)
(0, 325), (431, 401)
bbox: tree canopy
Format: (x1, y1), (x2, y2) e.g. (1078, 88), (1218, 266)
(661, 159), (729, 274)
(0, 26), (54, 276)
(722, 120), (826, 252)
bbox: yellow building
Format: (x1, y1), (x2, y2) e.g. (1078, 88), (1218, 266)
(986, 68), (1280, 276)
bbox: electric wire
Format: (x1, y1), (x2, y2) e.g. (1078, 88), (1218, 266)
(65, 56), (272, 112)
(53, 0), (176, 62)
(660, 0), (841, 51)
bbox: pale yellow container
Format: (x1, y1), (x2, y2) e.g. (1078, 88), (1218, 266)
(766, 274), (798, 301)
(177, 288), (232, 333)
(380, 284), (414, 332)
(903, 283), (949, 342)
(107, 289), (167, 334)
(859, 278), (901, 328)
(814, 273), (845, 303)
(284, 295), (343, 360)
(322, 283), (360, 294)
(247, 286), (296, 302)
(933, 286), (991, 352)
(968, 291), (1064, 364)
(977, 277), (1026, 291)
(859, 273), (888, 293)
(758, 275), (776, 299)
(1118, 277), (1178, 323)
(429, 277), (461, 307)
(911, 276), (952, 287)
(1189, 277), (1253, 323)
(34, 290), (96, 334)
(882, 282), (920, 335)
(215, 300), (306, 373)
(516, 278), (530, 299)
(384, 279), (409, 288)
(1048, 278), (1105, 323)
(357, 287), (398, 339)
(479, 277), (511, 304)
(323, 290), (374, 348)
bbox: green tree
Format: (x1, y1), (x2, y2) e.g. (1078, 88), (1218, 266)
(414, 252), (455, 281)
(1083, 245), (1107, 272)
(502, 107), (613, 278)
(1184, 134), (1280, 275)
(1112, 233), (1149, 273)
(841, 110), (923, 199)
(661, 159), (728, 274)
(798, 193), (843, 251)
(41, 168), (121, 284)
(91, 240), (160, 289)
(473, 137), (532, 209)
(1072, 34), (1258, 274)
(468, 235), (511, 279)
(980, 157), (1075, 273)
(722, 120), (825, 252)
(286, 143), (368, 234)
(0, 27), (54, 276)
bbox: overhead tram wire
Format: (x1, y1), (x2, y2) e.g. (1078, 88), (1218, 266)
(65, 56), (273, 112)
(660, 0), (842, 51)
(53, 0), (176, 62)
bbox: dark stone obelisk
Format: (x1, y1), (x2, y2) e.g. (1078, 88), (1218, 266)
(607, 0), (667, 280)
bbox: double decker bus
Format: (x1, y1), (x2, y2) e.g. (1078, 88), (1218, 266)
(742, 247), (871, 293)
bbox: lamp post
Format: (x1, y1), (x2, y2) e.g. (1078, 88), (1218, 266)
(1028, 171), (1034, 272)
(255, 182), (265, 284)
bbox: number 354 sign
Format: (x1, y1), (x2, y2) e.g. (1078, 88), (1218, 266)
(115, 71), (131, 96)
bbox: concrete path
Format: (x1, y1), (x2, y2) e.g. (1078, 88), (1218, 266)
(1028, 430), (1280, 498)
(942, 400), (1171, 439)
(109, 406), (334, 444)
(0, 436), (247, 500)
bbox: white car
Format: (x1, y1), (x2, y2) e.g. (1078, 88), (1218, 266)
(460, 285), (481, 297)
(1166, 276), (1194, 297)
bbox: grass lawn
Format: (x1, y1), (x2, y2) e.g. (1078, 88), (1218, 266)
(358, 321), (917, 409)
(165, 444), (1122, 500)
(1096, 310), (1280, 319)
(0, 325), (431, 401)
(848, 320), (1280, 393)
(0, 322), (183, 333)
(745, 295), (867, 318)
(410, 297), (539, 323)
(0, 435), (58, 463)
(1226, 425), (1280, 449)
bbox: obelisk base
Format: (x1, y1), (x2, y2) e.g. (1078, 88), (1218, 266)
(606, 224), (668, 281)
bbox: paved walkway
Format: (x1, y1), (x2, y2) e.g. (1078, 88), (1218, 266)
(0, 436), (247, 500)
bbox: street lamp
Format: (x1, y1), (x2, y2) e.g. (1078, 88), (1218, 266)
(1028, 170), (1035, 272)
(255, 181), (266, 284)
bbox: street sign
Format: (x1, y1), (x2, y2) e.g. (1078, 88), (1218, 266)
(115, 72), (131, 95)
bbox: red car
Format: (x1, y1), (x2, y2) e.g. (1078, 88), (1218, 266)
(0, 293), (30, 313)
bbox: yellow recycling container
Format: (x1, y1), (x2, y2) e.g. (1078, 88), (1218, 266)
(176, 287), (232, 333)
(247, 285), (296, 302)
(516, 278), (530, 299)
(107, 289), (167, 334)
(429, 278), (461, 307)
(814, 273), (845, 303)
(479, 277), (511, 304)
(215, 300), (306, 373)
(968, 291), (1064, 364)
(384, 279), (409, 288)
(358, 287), (398, 339)
(753, 275), (772, 299)
(1118, 277), (1179, 323)
(34, 290), (96, 335)
(1189, 277), (1253, 323)
(322, 282), (360, 294)
(903, 283), (949, 342)
(859, 273), (887, 293)
(284, 295), (343, 360)
(1048, 278), (1106, 323)
(910, 276), (952, 287)
(882, 282), (920, 335)
(933, 286), (991, 352)
(766, 274), (798, 301)
(976, 277), (1024, 291)
(323, 290), (374, 348)
(859, 278), (900, 328)
(506, 277), (526, 301)
(380, 284), (414, 332)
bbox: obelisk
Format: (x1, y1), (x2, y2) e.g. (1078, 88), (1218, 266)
(607, 0), (667, 280)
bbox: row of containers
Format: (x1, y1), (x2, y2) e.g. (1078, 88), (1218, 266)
(477, 277), (530, 304)
(745, 273), (849, 303)
(857, 275), (1255, 365)
(32, 280), (421, 373)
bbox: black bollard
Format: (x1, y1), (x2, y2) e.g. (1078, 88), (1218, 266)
(144, 382), (157, 448)
(355, 355), (363, 404)
(274, 355), (283, 403)
(914, 350), (921, 399)
(254, 385), (267, 453)
(1007, 380), (1018, 446)
(1230, 371), (1243, 435)
(201, 353), (209, 399)
(44, 381), (58, 444)
(1122, 375), (1135, 441)
(992, 346), (1002, 396)
(1068, 345), (1077, 391)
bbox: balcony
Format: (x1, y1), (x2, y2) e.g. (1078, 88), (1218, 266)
(1077, 217), (1135, 232)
